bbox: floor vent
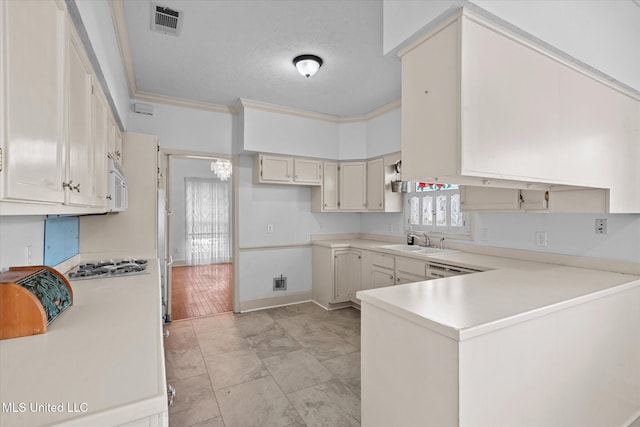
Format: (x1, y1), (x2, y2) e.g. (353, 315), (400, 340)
(273, 275), (287, 291)
(151, 3), (183, 36)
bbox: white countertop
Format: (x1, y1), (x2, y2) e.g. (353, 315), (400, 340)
(314, 239), (640, 341)
(0, 259), (167, 427)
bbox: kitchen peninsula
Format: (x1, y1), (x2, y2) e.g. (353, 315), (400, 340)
(355, 248), (640, 427)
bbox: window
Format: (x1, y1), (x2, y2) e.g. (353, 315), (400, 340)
(407, 184), (471, 237)
(185, 177), (231, 265)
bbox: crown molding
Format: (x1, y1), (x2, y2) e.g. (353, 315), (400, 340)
(133, 91), (233, 114)
(109, 0), (136, 96)
(109, 0), (401, 121)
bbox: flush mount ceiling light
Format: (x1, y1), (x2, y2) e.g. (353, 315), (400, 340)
(293, 54), (323, 78)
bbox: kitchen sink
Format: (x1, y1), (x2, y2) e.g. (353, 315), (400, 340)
(381, 244), (459, 255)
(381, 244), (424, 252)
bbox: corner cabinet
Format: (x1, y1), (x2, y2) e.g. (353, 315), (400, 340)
(253, 153), (321, 185)
(400, 8), (640, 213)
(0, 0), (66, 204)
(311, 153), (402, 213)
(312, 245), (362, 308)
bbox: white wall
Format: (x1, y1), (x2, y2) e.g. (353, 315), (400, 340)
(237, 154), (360, 301)
(339, 121), (367, 160)
(242, 107), (340, 158)
(128, 102), (233, 154)
(366, 107), (401, 158)
(473, 213), (640, 263)
(0, 216), (45, 271)
(383, 0), (640, 92)
(75, 0), (130, 128)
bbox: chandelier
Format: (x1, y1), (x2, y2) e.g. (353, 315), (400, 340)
(211, 159), (232, 181)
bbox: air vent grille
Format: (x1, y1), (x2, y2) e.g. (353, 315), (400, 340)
(151, 4), (183, 36)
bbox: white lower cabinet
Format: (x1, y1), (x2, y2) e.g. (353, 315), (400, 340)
(334, 249), (362, 303)
(396, 257), (428, 285)
(363, 251), (395, 290)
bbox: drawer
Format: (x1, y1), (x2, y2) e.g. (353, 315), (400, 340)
(396, 257), (427, 277)
(371, 252), (395, 269)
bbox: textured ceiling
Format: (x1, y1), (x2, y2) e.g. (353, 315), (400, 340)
(123, 0), (401, 117)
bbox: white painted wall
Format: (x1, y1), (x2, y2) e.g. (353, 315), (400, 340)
(0, 216), (45, 271)
(339, 121), (367, 160)
(128, 102), (233, 153)
(366, 107), (401, 158)
(237, 154), (360, 301)
(242, 107), (340, 158)
(383, 0), (640, 92)
(75, 0), (130, 128)
(473, 213), (640, 263)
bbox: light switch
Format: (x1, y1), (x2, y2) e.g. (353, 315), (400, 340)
(267, 224), (274, 233)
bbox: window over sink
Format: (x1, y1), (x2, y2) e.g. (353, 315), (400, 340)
(407, 183), (471, 238)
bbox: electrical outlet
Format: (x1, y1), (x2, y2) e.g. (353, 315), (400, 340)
(479, 228), (489, 242)
(25, 245), (32, 264)
(267, 224), (274, 233)
(535, 231), (548, 247)
(595, 219), (607, 234)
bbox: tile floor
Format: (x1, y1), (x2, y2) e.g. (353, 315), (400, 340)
(164, 302), (361, 427)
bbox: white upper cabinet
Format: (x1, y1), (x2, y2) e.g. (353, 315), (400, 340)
(400, 8), (640, 212)
(253, 153), (321, 185)
(366, 158), (384, 211)
(65, 18), (95, 206)
(339, 161), (367, 211)
(313, 161), (338, 211)
(93, 82), (109, 209)
(0, 0), (66, 203)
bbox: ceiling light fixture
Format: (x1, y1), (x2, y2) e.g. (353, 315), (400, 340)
(293, 54), (323, 78)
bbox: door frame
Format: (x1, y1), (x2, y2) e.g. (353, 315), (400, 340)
(160, 149), (238, 314)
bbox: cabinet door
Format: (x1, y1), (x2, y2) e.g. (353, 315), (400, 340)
(396, 272), (428, 286)
(294, 158), (321, 185)
(371, 266), (395, 289)
(259, 154), (293, 183)
(520, 190), (548, 211)
(460, 186), (519, 211)
(339, 161), (367, 210)
(93, 83), (109, 208)
(114, 126), (123, 164)
(367, 158), (384, 211)
(401, 19), (459, 182)
(322, 162), (338, 211)
(334, 250), (351, 302)
(66, 20), (95, 206)
(1, 0), (65, 203)
(349, 250), (362, 298)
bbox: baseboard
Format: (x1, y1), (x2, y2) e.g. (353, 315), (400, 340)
(239, 291), (313, 312)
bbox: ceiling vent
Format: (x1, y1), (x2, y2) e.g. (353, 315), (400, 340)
(151, 3), (183, 36)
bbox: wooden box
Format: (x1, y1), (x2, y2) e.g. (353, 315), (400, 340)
(0, 266), (73, 340)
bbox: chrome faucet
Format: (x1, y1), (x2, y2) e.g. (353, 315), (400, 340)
(407, 231), (430, 247)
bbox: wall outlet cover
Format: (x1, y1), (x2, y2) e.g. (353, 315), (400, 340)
(535, 231), (548, 247)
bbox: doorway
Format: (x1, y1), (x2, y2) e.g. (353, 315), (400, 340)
(159, 153), (234, 321)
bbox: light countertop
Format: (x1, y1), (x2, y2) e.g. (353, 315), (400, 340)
(313, 239), (640, 341)
(0, 259), (167, 427)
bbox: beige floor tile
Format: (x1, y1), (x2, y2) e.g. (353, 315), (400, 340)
(216, 376), (303, 427)
(233, 311), (276, 338)
(296, 302), (332, 319)
(246, 326), (302, 359)
(288, 378), (361, 426)
(168, 374), (221, 427)
(275, 314), (325, 337)
(197, 327), (249, 356)
(264, 304), (311, 320)
(192, 313), (236, 335)
(165, 322), (207, 381)
(631, 416), (640, 427)
(294, 329), (358, 361)
(263, 349), (334, 393)
(322, 352), (360, 380)
(187, 417), (225, 427)
(204, 348), (269, 390)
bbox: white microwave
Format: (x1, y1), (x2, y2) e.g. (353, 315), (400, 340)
(108, 159), (128, 212)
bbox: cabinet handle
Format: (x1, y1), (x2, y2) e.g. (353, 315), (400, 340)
(167, 384), (176, 406)
(62, 180), (73, 190)
(115, 150), (121, 158)
(106, 195), (112, 200)
(389, 275), (393, 280)
(73, 183), (81, 193)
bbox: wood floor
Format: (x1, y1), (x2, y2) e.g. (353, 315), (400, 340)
(171, 263), (233, 321)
